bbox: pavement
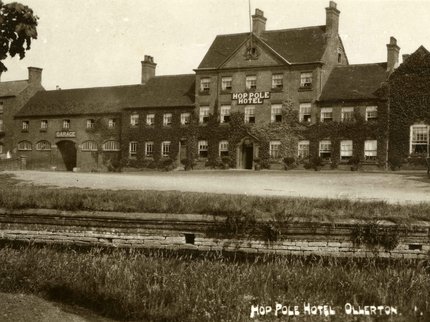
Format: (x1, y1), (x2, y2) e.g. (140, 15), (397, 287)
(6, 169), (430, 205)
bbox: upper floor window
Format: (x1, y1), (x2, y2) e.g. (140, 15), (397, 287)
(340, 140), (353, 161)
(244, 106), (255, 124)
(81, 140), (98, 152)
(181, 112), (190, 125)
(272, 74), (283, 89)
(320, 108), (333, 122)
(366, 106), (378, 121)
(219, 140), (229, 157)
(220, 105), (231, 123)
(22, 121), (29, 131)
(86, 119), (95, 129)
(102, 140), (120, 151)
(18, 140), (32, 151)
(62, 119), (70, 129)
(299, 103), (311, 123)
(298, 140), (310, 159)
(300, 72), (312, 88)
(40, 120), (48, 130)
(221, 77), (232, 91)
(269, 141), (281, 159)
(145, 141), (154, 157)
(198, 140), (208, 158)
(0, 102), (3, 114)
(108, 118), (116, 129)
(130, 113), (139, 126)
(319, 140), (332, 160)
(200, 78), (210, 93)
(163, 113), (172, 126)
(161, 141), (171, 157)
(35, 140), (51, 151)
(246, 75), (257, 90)
(410, 124), (429, 156)
(146, 113), (155, 126)
(271, 104), (282, 123)
(129, 141), (138, 158)
(199, 106), (209, 124)
(341, 107), (354, 122)
(364, 140), (377, 161)
(0, 119), (3, 132)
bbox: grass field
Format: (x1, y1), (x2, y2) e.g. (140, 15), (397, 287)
(0, 245), (428, 321)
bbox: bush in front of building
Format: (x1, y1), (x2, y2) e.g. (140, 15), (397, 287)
(282, 157), (296, 170)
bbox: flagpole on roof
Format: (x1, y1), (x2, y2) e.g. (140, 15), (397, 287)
(248, 0), (253, 48)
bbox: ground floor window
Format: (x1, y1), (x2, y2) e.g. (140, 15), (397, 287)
(319, 140), (331, 160)
(102, 140), (120, 151)
(35, 141), (51, 151)
(340, 140), (353, 161)
(81, 141), (98, 152)
(364, 140), (377, 160)
(269, 141), (281, 159)
(410, 124), (429, 156)
(219, 140), (229, 157)
(198, 140), (208, 158)
(18, 141), (32, 151)
(129, 141), (138, 158)
(161, 141), (171, 157)
(298, 140), (309, 159)
(145, 141), (153, 157)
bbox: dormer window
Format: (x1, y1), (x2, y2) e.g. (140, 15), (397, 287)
(200, 78), (210, 93)
(300, 72), (313, 88)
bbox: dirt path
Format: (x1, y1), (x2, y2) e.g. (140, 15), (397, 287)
(6, 169), (430, 204)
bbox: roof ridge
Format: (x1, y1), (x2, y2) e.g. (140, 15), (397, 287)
(214, 25), (326, 38)
(335, 62), (387, 68)
(44, 83), (145, 92)
(152, 74), (195, 78)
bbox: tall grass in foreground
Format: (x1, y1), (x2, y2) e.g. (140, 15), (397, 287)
(0, 177), (430, 223)
(0, 245), (428, 321)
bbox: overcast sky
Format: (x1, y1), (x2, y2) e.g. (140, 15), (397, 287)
(1, 0), (429, 90)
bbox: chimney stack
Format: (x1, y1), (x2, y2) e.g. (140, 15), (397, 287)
(252, 9), (266, 36)
(387, 37), (400, 73)
(28, 67), (42, 85)
(141, 55), (156, 85)
(325, 1), (340, 37)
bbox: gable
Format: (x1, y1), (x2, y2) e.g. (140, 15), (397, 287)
(393, 46), (430, 76)
(220, 37), (285, 69)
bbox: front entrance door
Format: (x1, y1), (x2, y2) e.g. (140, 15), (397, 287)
(56, 140), (77, 171)
(242, 140), (254, 169)
(180, 139), (187, 161)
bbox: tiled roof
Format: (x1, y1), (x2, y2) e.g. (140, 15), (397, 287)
(16, 74), (196, 117)
(198, 26), (328, 69)
(0, 80), (28, 98)
(319, 63), (388, 101)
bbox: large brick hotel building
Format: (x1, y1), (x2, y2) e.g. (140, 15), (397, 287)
(2, 1), (430, 171)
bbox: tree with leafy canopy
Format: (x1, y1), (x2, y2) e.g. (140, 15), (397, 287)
(0, 1), (38, 73)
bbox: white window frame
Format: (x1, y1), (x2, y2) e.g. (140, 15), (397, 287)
(129, 141), (138, 158)
(341, 107), (354, 122)
(269, 141), (281, 159)
(320, 108), (333, 122)
(40, 120), (48, 130)
(146, 113), (155, 126)
(271, 104), (282, 123)
(102, 141), (120, 151)
(410, 124), (429, 156)
(180, 112), (190, 125)
(298, 140), (310, 159)
(220, 105), (231, 123)
(198, 140), (208, 158)
(200, 77), (210, 92)
(130, 113), (139, 126)
(86, 119), (95, 129)
(18, 141), (32, 151)
(108, 118), (116, 128)
(272, 74), (283, 89)
(0, 143), (3, 154)
(161, 141), (171, 157)
(221, 77), (232, 91)
(319, 140), (332, 160)
(22, 121), (29, 131)
(244, 106), (255, 124)
(340, 140), (353, 161)
(199, 106), (209, 124)
(81, 141), (98, 152)
(299, 103), (312, 123)
(63, 119), (70, 129)
(364, 140), (377, 161)
(0, 119), (3, 132)
(163, 113), (172, 126)
(219, 140), (229, 157)
(366, 106), (378, 121)
(35, 141), (51, 151)
(300, 72), (313, 88)
(246, 75), (257, 90)
(145, 141), (154, 157)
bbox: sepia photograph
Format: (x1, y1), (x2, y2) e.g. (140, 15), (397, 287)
(0, 0), (429, 320)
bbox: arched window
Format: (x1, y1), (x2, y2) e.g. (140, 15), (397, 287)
(18, 141), (32, 151)
(35, 141), (51, 151)
(102, 140), (120, 151)
(81, 141), (98, 152)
